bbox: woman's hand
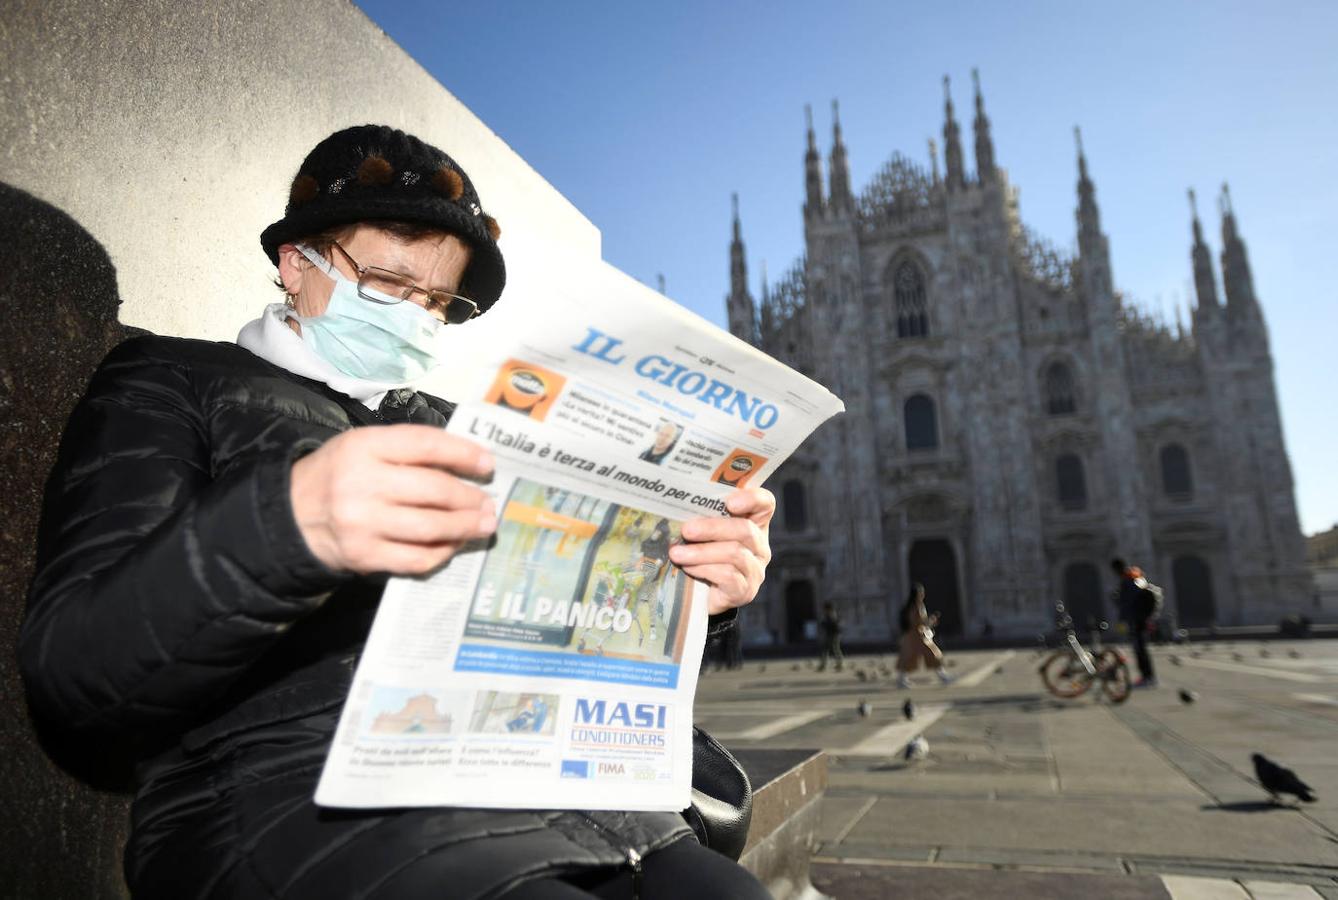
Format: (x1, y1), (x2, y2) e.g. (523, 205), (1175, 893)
(290, 424), (497, 575)
(669, 487), (775, 615)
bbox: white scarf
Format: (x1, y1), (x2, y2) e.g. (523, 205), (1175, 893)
(235, 304), (406, 410)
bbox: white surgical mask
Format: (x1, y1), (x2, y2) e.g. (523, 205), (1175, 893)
(290, 243), (443, 383)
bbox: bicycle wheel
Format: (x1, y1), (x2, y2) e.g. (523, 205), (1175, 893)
(1096, 649), (1131, 704)
(1039, 651), (1093, 698)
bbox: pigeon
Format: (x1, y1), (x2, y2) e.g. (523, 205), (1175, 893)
(904, 735), (929, 761)
(994, 666), (1004, 675)
(1252, 753), (1316, 803)
(1169, 655), (1182, 666)
(791, 663), (800, 672)
(1191, 651), (1202, 658)
(757, 664), (766, 674)
(902, 699), (916, 721)
(857, 700), (872, 718)
(856, 669), (869, 682)
(1259, 649), (1271, 659)
(1288, 649), (1301, 659)
(1178, 689), (1198, 704)
(1232, 652), (1245, 662)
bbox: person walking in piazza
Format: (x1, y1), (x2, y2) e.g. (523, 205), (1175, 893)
(816, 601), (844, 671)
(896, 583), (953, 688)
(19, 125), (776, 900)
(1112, 557), (1160, 688)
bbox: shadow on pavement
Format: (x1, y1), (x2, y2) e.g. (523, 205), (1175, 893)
(1201, 800), (1289, 813)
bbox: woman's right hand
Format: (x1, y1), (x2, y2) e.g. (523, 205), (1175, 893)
(290, 424), (497, 576)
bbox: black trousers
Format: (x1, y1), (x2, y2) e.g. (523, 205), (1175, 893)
(497, 837), (772, 900)
(1129, 619), (1155, 681)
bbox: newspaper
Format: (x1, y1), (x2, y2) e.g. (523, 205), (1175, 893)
(315, 249), (844, 811)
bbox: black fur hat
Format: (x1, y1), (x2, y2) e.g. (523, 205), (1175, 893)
(260, 125), (505, 313)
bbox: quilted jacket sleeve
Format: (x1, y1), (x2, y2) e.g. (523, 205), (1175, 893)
(19, 338), (347, 737)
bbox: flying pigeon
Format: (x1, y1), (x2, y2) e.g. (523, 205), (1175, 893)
(904, 735), (929, 761)
(857, 700), (872, 718)
(1178, 689), (1198, 704)
(902, 699), (916, 721)
(1252, 753), (1316, 803)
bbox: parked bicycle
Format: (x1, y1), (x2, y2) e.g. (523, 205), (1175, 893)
(1038, 602), (1131, 704)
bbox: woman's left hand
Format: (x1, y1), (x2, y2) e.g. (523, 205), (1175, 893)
(670, 487), (775, 615)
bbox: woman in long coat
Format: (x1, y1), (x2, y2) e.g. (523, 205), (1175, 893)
(20, 125), (774, 900)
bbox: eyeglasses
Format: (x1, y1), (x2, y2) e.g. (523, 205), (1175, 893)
(330, 241), (479, 325)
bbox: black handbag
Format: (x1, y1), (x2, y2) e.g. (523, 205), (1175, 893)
(682, 726), (753, 861)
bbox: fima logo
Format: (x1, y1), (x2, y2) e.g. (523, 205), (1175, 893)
(574, 699), (667, 729)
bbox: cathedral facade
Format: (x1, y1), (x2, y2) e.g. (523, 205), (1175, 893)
(726, 73), (1311, 643)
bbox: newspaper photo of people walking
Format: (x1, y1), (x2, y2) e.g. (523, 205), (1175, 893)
(460, 478), (691, 682)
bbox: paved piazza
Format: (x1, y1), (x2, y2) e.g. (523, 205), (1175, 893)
(696, 639), (1338, 899)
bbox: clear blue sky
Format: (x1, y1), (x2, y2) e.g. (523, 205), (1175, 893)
(357, 0), (1337, 536)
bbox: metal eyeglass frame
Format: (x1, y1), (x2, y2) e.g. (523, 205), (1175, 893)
(329, 240), (479, 325)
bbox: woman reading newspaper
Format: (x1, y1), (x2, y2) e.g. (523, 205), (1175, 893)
(20, 126), (774, 900)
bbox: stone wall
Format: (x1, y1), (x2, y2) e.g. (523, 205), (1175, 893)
(0, 2), (600, 895)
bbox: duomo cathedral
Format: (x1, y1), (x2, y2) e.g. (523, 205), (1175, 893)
(726, 73), (1311, 642)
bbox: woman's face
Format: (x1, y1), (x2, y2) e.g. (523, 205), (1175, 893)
(277, 224), (472, 334)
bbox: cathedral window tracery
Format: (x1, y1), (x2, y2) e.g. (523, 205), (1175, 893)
(1045, 361), (1078, 415)
(1055, 453), (1088, 510)
(782, 479), (809, 532)
(904, 394), (938, 451)
(1160, 443), (1194, 500)
(894, 261), (930, 338)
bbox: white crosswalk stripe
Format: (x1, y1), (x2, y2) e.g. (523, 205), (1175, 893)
(838, 703), (950, 757)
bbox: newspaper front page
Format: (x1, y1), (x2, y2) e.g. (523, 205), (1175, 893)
(315, 249), (844, 811)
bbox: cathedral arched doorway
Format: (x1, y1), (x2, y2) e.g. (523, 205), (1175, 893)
(1172, 555), (1216, 627)
(908, 539), (962, 637)
(1062, 562), (1104, 629)
(784, 580), (817, 644)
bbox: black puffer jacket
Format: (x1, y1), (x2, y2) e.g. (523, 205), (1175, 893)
(20, 335), (693, 898)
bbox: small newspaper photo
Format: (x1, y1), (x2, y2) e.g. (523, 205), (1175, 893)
(315, 248), (843, 812)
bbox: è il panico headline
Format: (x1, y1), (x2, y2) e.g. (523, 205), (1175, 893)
(466, 416), (730, 514)
(473, 588), (640, 634)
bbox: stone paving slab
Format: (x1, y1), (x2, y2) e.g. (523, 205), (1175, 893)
(845, 793), (1338, 865)
(810, 862), (1171, 900)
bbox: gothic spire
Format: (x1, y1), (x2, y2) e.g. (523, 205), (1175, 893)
(804, 104), (824, 215)
(758, 259), (773, 336)
(942, 76), (966, 192)
(726, 193), (756, 342)
(1218, 182), (1258, 314)
(828, 99), (853, 212)
(971, 68), (996, 183)
(1074, 126), (1101, 243)
(730, 192), (747, 295)
(928, 137), (941, 185)
(1188, 188), (1219, 309)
